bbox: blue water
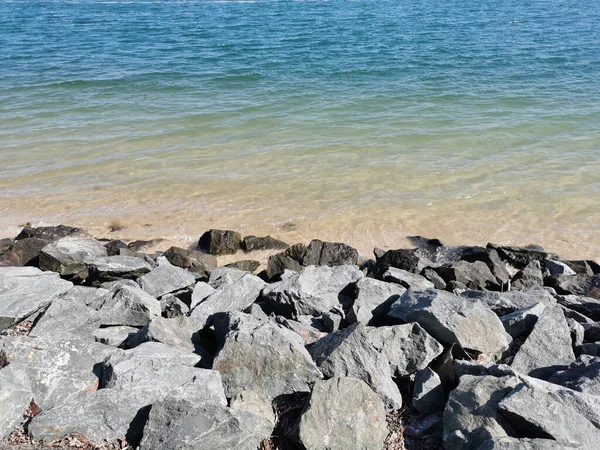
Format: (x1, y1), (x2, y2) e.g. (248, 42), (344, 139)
(0, 0), (599, 257)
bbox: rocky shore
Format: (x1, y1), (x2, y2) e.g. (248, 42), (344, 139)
(1, 225), (600, 449)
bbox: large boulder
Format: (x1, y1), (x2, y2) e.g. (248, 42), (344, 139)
(434, 260), (500, 291)
(15, 225), (82, 242)
(348, 277), (406, 325)
(383, 267), (434, 290)
(487, 244), (555, 269)
(389, 289), (511, 355)
(38, 234), (107, 276)
(371, 248), (434, 277)
(241, 235), (288, 252)
(0, 365), (32, 439)
(162, 246), (217, 272)
(547, 274), (600, 299)
(5, 237), (46, 266)
(412, 368), (445, 415)
(302, 239), (359, 266)
(198, 229), (242, 255)
(137, 256), (197, 298)
(548, 356), (600, 396)
(460, 289), (556, 316)
(500, 303), (546, 339)
(123, 316), (201, 354)
(293, 377), (388, 450)
(308, 323), (402, 409)
(555, 294), (600, 321)
(93, 283), (160, 327)
(0, 267), (72, 332)
(511, 261), (544, 291)
(86, 255), (153, 282)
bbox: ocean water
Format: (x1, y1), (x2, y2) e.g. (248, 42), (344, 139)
(1, 0), (599, 259)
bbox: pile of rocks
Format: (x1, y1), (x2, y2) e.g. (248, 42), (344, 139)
(1, 226), (600, 449)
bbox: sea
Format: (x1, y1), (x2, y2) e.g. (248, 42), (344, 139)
(1, 0), (599, 260)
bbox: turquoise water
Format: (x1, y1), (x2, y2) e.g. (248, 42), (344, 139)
(0, 0), (599, 258)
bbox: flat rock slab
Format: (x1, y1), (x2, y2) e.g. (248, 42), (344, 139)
(137, 257), (197, 298)
(412, 368), (445, 415)
(500, 303), (546, 339)
(460, 289), (556, 316)
(241, 235), (288, 252)
(94, 284), (160, 327)
(93, 326), (139, 347)
(548, 355), (600, 396)
(123, 316), (200, 353)
(389, 289), (511, 355)
(0, 267), (72, 331)
(0, 366), (32, 439)
(383, 267), (434, 290)
(477, 437), (578, 449)
(555, 294), (600, 321)
(39, 235), (107, 276)
(86, 256), (152, 282)
(294, 377), (388, 450)
(349, 277), (406, 325)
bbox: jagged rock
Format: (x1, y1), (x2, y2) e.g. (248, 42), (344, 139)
(208, 266), (248, 288)
(137, 257), (197, 298)
(476, 437), (577, 449)
(348, 277), (406, 325)
(422, 267), (447, 289)
(38, 235), (107, 276)
(500, 303), (546, 339)
(459, 247), (512, 286)
(294, 377), (388, 450)
(366, 323), (443, 376)
(241, 235), (288, 252)
(548, 356), (600, 396)
(443, 375), (520, 450)
(6, 238), (46, 266)
(94, 284), (160, 327)
(582, 322), (600, 342)
(189, 281), (216, 311)
(262, 265), (363, 318)
(308, 323), (402, 409)
(0, 267), (72, 331)
(274, 316), (327, 345)
(389, 289), (511, 354)
(434, 260), (500, 291)
(383, 267), (434, 290)
(461, 289), (556, 316)
(564, 260), (600, 276)
(555, 294), (600, 321)
(372, 248), (434, 277)
(245, 303), (268, 320)
(198, 229), (241, 255)
(123, 316), (201, 353)
(498, 381), (600, 448)
(566, 318), (585, 347)
(162, 246), (217, 273)
(225, 260), (261, 273)
(86, 255), (152, 282)
(1, 336), (114, 409)
(266, 251), (303, 279)
(127, 239), (160, 252)
(453, 361), (516, 380)
(511, 307), (575, 379)
(93, 326), (139, 347)
(488, 244), (555, 269)
(0, 366), (32, 439)
(139, 398), (271, 450)
(189, 274), (265, 328)
(413, 368), (445, 415)
(511, 261), (544, 291)
(321, 310), (343, 332)
(104, 239), (128, 256)
(544, 260), (576, 276)
(230, 389), (276, 426)
(213, 313), (322, 400)
(302, 239), (359, 266)
(580, 343), (600, 356)
(547, 274), (600, 299)
(159, 294), (189, 318)
(15, 225), (82, 242)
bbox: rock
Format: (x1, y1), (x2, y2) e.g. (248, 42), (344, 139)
(476, 437), (577, 449)
(123, 316), (201, 353)
(93, 326), (139, 347)
(127, 239), (161, 252)
(294, 377), (388, 450)
(580, 343), (600, 356)
(383, 267), (434, 290)
(547, 274), (600, 299)
(435, 260), (501, 291)
(302, 239), (359, 266)
(86, 255), (152, 282)
(212, 313), (322, 400)
(366, 323), (444, 376)
(443, 375), (520, 450)
(189, 273), (265, 329)
(7, 238), (46, 266)
(566, 318), (585, 347)
(162, 246), (217, 273)
(15, 225), (82, 242)
(500, 303), (546, 339)
(563, 260), (600, 276)
(548, 356), (600, 396)
(104, 239), (128, 256)
(461, 289), (556, 316)
(422, 267), (447, 289)
(266, 251), (303, 280)
(262, 265), (363, 318)
(137, 256), (197, 298)
(321, 310), (343, 332)
(555, 294), (600, 321)
(412, 368), (445, 415)
(245, 303), (269, 320)
(389, 289), (511, 355)
(582, 321), (600, 342)
(138, 398), (271, 450)
(274, 316), (327, 345)
(230, 389), (276, 426)
(159, 294), (189, 318)
(1, 336), (114, 409)
(511, 261), (544, 291)
(241, 235), (288, 252)
(309, 323), (402, 409)
(0, 237), (13, 254)
(348, 277), (406, 325)
(372, 248), (434, 277)
(207, 266), (247, 288)
(198, 229), (242, 255)
(460, 247), (512, 286)
(189, 281), (216, 311)
(225, 260), (261, 273)
(94, 284), (160, 327)
(0, 366), (32, 439)
(38, 235), (107, 276)
(511, 307), (575, 379)
(0, 267), (72, 332)
(488, 244), (555, 269)
(544, 260), (576, 276)
(498, 381), (600, 449)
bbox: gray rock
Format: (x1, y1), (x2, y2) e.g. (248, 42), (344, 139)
(104, 239), (128, 256)
(372, 248), (434, 277)
(498, 381), (600, 449)
(93, 326), (139, 347)
(500, 302), (546, 338)
(0, 267), (72, 332)
(547, 274), (600, 299)
(198, 229), (242, 255)
(39, 234), (107, 276)
(274, 316), (327, 345)
(60, 285), (110, 307)
(94, 284), (160, 327)
(476, 437), (577, 450)
(435, 260), (501, 291)
(189, 273), (265, 329)
(564, 260), (600, 276)
(309, 323), (402, 409)
(548, 356), (600, 396)
(366, 323), (443, 376)
(545, 260), (577, 276)
(15, 225), (82, 242)
(242, 235), (288, 252)
(443, 375), (520, 450)
(262, 265), (363, 318)
(511, 307), (575, 379)
(580, 342), (600, 356)
(555, 294), (600, 321)
(422, 267), (447, 289)
(294, 377), (388, 450)
(229, 389), (275, 426)
(511, 261), (544, 291)
(488, 244), (555, 269)
(459, 247), (512, 286)
(389, 289), (511, 355)
(566, 318), (585, 347)
(137, 257), (197, 298)
(225, 259), (261, 273)
(139, 398), (271, 450)
(383, 267), (434, 290)
(302, 239), (359, 267)
(213, 313), (322, 400)
(123, 316), (200, 353)
(453, 361), (517, 380)
(162, 246), (217, 273)
(6, 238), (46, 266)
(159, 293), (189, 318)
(321, 310), (343, 332)
(348, 277), (406, 325)
(461, 289), (556, 316)
(207, 266), (247, 288)
(582, 322), (600, 342)
(0, 366), (31, 439)
(413, 368), (445, 415)
(266, 252), (303, 280)
(86, 255), (152, 282)
(245, 303), (269, 320)
(189, 281), (216, 311)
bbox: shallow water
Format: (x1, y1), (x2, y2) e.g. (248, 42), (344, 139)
(1, 0), (599, 260)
